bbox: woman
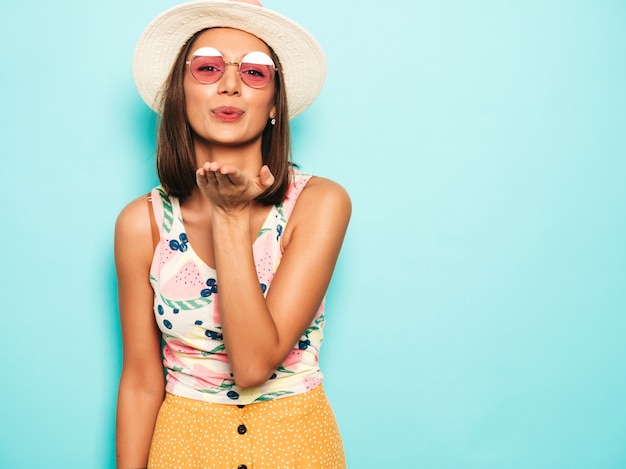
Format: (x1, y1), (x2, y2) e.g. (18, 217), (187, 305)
(115, 1), (351, 468)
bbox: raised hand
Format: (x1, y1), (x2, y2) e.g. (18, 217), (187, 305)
(196, 162), (275, 213)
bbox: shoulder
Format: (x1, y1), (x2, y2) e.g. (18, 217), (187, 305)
(114, 194), (155, 258)
(300, 176), (351, 212)
(288, 176), (351, 234)
(281, 176), (351, 255)
(115, 194), (152, 236)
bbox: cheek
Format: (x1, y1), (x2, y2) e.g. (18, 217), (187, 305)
(247, 88), (276, 117)
(183, 81), (212, 128)
(184, 79), (202, 111)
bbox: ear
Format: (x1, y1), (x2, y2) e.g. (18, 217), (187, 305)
(270, 104), (276, 120)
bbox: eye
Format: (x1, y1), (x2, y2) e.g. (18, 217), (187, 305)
(239, 52), (276, 84)
(197, 64), (217, 73)
(189, 47), (225, 80)
(241, 64), (268, 78)
(193, 59), (224, 73)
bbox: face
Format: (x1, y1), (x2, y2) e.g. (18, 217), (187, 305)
(183, 28), (277, 155)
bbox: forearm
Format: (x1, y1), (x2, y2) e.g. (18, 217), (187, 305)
(212, 207), (281, 386)
(116, 380), (164, 469)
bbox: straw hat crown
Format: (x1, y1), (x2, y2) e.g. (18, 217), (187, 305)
(133, 0), (326, 119)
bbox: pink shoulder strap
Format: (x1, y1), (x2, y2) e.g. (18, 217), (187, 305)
(281, 172), (312, 220)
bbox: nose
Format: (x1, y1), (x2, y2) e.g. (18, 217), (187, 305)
(217, 62), (241, 95)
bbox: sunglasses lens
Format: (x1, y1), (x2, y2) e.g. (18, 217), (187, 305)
(188, 49), (276, 88)
(189, 48), (224, 84)
(239, 51), (276, 88)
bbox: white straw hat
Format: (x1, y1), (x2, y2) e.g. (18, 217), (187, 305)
(133, 0), (326, 119)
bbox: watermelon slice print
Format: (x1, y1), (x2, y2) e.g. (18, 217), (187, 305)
(160, 260), (213, 310)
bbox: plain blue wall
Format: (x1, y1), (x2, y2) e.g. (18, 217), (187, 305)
(1, 0), (625, 467)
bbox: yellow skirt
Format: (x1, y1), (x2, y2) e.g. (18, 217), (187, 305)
(147, 385), (346, 469)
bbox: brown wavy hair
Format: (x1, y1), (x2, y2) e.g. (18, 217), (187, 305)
(154, 29), (292, 205)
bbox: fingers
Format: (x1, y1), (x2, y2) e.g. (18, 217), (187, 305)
(195, 163), (274, 208)
(217, 166), (246, 187)
(259, 165), (275, 189)
(197, 162), (264, 187)
(197, 162), (230, 186)
(197, 162), (240, 181)
(196, 162), (220, 188)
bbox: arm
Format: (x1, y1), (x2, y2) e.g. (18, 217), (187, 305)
(114, 196), (165, 469)
(197, 164), (351, 387)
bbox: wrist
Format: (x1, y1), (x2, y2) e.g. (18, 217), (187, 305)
(211, 204), (251, 237)
(211, 203), (251, 219)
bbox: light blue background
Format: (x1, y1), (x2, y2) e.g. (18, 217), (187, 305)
(1, 0), (625, 467)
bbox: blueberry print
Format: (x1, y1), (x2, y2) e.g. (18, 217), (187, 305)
(158, 304), (178, 316)
(150, 172), (322, 404)
(169, 233), (189, 252)
(201, 278), (218, 297)
(205, 330), (224, 341)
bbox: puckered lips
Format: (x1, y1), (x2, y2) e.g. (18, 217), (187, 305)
(211, 106), (245, 122)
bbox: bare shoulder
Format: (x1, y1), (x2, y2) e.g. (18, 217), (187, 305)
(299, 176), (352, 215)
(287, 176), (351, 241)
(115, 194), (154, 253)
(116, 194), (151, 231)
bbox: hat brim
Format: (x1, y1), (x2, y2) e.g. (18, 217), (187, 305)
(133, 0), (326, 120)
